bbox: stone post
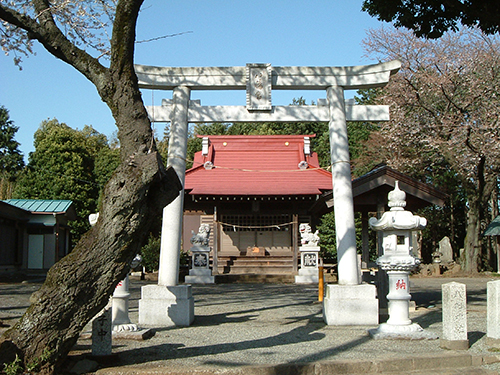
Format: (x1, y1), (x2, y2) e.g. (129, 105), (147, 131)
(441, 282), (468, 350)
(487, 280), (500, 347)
(92, 308), (112, 356)
(139, 86), (195, 327)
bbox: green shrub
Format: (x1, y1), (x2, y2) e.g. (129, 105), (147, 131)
(140, 234), (161, 273)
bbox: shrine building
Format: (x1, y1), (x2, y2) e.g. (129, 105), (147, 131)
(182, 134), (332, 276)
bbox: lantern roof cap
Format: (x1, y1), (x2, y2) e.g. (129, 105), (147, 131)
(369, 181), (427, 231)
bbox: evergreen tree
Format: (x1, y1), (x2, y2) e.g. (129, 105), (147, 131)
(14, 119), (115, 245)
(0, 106), (25, 199)
(0, 106), (24, 175)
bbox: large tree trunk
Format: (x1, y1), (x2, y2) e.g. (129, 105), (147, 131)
(0, 1), (183, 373)
(1, 151), (180, 373)
(462, 195), (482, 273)
(460, 156), (496, 273)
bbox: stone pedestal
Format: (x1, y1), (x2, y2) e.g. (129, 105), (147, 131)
(295, 246), (320, 284)
(369, 269), (437, 339)
(441, 282), (468, 350)
(112, 275), (138, 332)
(138, 284), (194, 327)
(184, 246), (215, 284)
(323, 283), (378, 325)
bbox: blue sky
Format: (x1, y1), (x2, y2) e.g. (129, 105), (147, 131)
(0, 1), (386, 159)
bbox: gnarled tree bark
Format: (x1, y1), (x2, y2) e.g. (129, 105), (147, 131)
(0, 0), (182, 373)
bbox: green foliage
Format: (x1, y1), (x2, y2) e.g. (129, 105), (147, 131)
(0, 106), (25, 195)
(317, 212), (378, 263)
(317, 211), (337, 262)
(3, 354), (22, 375)
(362, 0), (500, 38)
(14, 119), (116, 245)
(26, 348), (53, 373)
(94, 146), (120, 207)
(140, 234), (161, 272)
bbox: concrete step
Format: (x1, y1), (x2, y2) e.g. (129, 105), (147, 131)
(95, 354), (500, 374)
(393, 368), (497, 374)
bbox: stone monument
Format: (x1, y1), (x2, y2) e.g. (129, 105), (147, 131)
(91, 308), (112, 356)
(487, 280), (500, 347)
(441, 282), (468, 349)
(368, 182), (437, 339)
(185, 224), (215, 284)
(295, 224), (321, 284)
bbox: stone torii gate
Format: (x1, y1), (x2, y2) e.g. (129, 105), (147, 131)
(137, 61), (401, 327)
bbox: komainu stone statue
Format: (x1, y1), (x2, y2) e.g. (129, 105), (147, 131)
(190, 224), (211, 247)
(299, 223), (320, 246)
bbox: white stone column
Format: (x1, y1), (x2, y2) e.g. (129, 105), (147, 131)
(158, 85), (191, 286)
(327, 85), (358, 285)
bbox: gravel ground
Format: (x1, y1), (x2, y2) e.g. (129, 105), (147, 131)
(2, 275), (500, 373)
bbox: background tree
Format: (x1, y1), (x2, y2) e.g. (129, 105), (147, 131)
(358, 26), (500, 272)
(0, 1), (181, 373)
(14, 119), (118, 245)
(362, 0), (500, 38)
(0, 106), (24, 199)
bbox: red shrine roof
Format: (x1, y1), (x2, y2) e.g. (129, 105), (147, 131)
(184, 135), (332, 196)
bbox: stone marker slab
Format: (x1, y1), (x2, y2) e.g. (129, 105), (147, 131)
(92, 308), (112, 356)
(487, 280), (500, 347)
(441, 282), (468, 350)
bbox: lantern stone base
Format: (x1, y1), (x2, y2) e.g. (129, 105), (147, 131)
(369, 322), (438, 340)
(138, 284), (194, 327)
(323, 283), (378, 325)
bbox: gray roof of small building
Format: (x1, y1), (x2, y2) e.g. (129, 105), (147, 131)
(3, 199), (77, 220)
(484, 216), (500, 236)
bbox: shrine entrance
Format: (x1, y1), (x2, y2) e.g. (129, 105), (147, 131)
(136, 61), (400, 327)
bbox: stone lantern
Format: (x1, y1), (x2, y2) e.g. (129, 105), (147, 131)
(368, 182), (436, 339)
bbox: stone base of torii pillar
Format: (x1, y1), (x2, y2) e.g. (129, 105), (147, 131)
(138, 197), (195, 327)
(323, 283), (379, 325)
(138, 284), (194, 327)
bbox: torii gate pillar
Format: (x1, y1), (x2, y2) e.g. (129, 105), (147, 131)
(138, 86), (195, 327)
(327, 85), (359, 285)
